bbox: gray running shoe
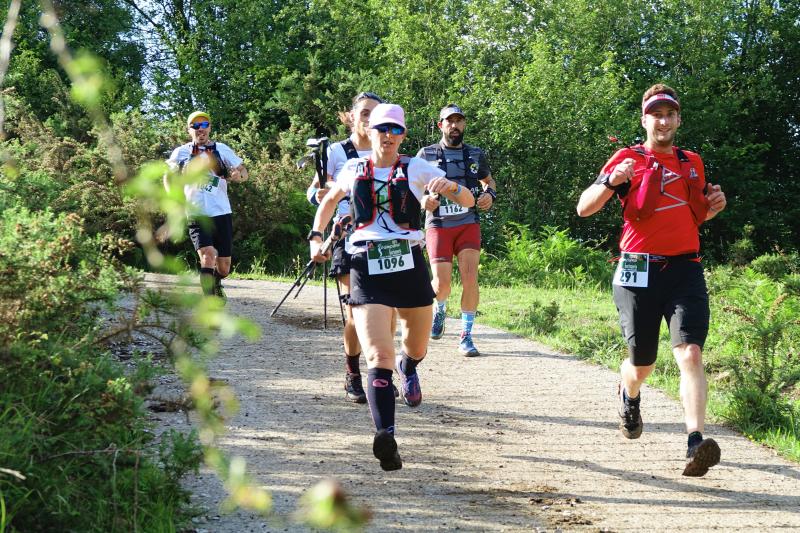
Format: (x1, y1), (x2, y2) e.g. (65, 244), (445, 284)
(344, 372), (367, 404)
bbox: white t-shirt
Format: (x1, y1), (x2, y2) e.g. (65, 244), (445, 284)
(337, 156), (446, 253)
(167, 142), (243, 217)
(326, 136), (371, 219)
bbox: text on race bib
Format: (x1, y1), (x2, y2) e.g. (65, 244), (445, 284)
(613, 252), (649, 288)
(367, 239), (414, 275)
(202, 175), (220, 192)
(439, 196), (468, 216)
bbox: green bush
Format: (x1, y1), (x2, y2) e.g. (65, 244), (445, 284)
(749, 252), (800, 282)
(514, 300), (560, 334)
(0, 207), (201, 531)
(481, 224), (610, 288)
(710, 268), (800, 441)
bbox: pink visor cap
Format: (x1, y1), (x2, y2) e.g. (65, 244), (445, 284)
(643, 93), (680, 114)
(368, 103), (406, 130)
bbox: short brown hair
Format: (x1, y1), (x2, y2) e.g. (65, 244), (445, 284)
(642, 84), (679, 110)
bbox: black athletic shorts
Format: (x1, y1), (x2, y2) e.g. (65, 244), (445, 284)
(348, 244), (434, 308)
(612, 257), (709, 367)
(188, 214), (233, 257)
(328, 237), (352, 277)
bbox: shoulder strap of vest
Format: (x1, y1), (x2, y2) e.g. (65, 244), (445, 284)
(675, 147), (690, 162)
(421, 145), (440, 162)
(208, 142), (229, 177)
(629, 144), (646, 156)
(340, 139), (359, 160)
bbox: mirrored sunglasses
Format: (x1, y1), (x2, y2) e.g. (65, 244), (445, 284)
(190, 120), (210, 130)
(372, 124), (405, 135)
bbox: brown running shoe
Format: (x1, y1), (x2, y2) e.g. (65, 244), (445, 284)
(683, 438), (721, 477)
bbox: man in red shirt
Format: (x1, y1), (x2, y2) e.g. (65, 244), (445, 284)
(577, 84), (727, 477)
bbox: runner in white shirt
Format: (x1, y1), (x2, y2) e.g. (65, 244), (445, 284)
(305, 92), (383, 404)
(165, 111), (248, 301)
(309, 104), (475, 471)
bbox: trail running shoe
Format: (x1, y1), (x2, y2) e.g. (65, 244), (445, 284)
(395, 355), (422, 407)
(372, 429), (402, 471)
(458, 333), (480, 357)
(214, 279), (227, 305)
(617, 383), (643, 439)
(431, 307), (446, 340)
(344, 372), (367, 404)
(683, 438), (721, 477)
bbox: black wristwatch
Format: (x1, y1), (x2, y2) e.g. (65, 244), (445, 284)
(306, 230), (323, 241)
(485, 187), (497, 200)
(599, 174), (619, 191)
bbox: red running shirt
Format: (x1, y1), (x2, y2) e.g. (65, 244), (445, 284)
(598, 147), (706, 255)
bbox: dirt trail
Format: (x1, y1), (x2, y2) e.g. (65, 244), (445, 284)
(146, 274), (800, 532)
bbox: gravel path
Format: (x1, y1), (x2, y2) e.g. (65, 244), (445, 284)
(147, 274), (800, 532)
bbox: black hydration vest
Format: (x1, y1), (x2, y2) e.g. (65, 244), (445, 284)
(420, 143), (481, 217)
(181, 143), (228, 178)
(351, 156), (421, 230)
(340, 139), (360, 160)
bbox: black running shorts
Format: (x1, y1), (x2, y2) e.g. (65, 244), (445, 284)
(612, 258), (709, 367)
(348, 244), (434, 308)
(328, 237), (352, 277)
(188, 214), (233, 257)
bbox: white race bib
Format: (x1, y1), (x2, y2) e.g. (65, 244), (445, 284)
(367, 239), (414, 275)
(613, 252), (649, 287)
(439, 196), (468, 216)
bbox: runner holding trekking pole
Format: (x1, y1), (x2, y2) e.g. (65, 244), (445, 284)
(418, 104), (496, 357)
(309, 103), (475, 470)
(306, 92), (384, 404)
(165, 111), (248, 302)
(577, 84), (727, 477)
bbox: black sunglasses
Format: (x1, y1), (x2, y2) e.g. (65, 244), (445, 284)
(190, 120), (210, 130)
(372, 124), (405, 135)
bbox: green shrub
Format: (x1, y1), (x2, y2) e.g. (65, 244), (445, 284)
(0, 207), (200, 531)
(482, 223), (610, 288)
(514, 300), (560, 334)
(712, 269), (800, 436)
(749, 252), (800, 281)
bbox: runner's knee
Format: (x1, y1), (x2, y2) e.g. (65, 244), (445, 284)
(674, 343), (703, 371)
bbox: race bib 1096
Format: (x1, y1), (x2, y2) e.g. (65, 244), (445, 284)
(367, 239), (414, 275)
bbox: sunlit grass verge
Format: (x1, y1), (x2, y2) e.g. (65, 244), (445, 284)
(445, 280), (800, 463)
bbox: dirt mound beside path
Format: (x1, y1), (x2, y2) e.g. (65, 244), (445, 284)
(147, 274), (800, 532)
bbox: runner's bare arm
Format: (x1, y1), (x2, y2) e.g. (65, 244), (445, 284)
(429, 177), (475, 208)
(421, 194), (440, 211)
(228, 164), (248, 183)
(577, 158), (635, 217)
(310, 183), (346, 262)
(307, 173), (334, 205)
(704, 183), (726, 220)
(476, 174), (496, 210)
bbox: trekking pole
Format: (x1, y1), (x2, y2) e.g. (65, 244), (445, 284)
(323, 258), (328, 329)
(270, 260), (315, 317)
(269, 215), (351, 318)
(334, 275), (346, 325)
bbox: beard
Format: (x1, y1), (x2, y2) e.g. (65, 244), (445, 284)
(445, 129), (464, 146)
